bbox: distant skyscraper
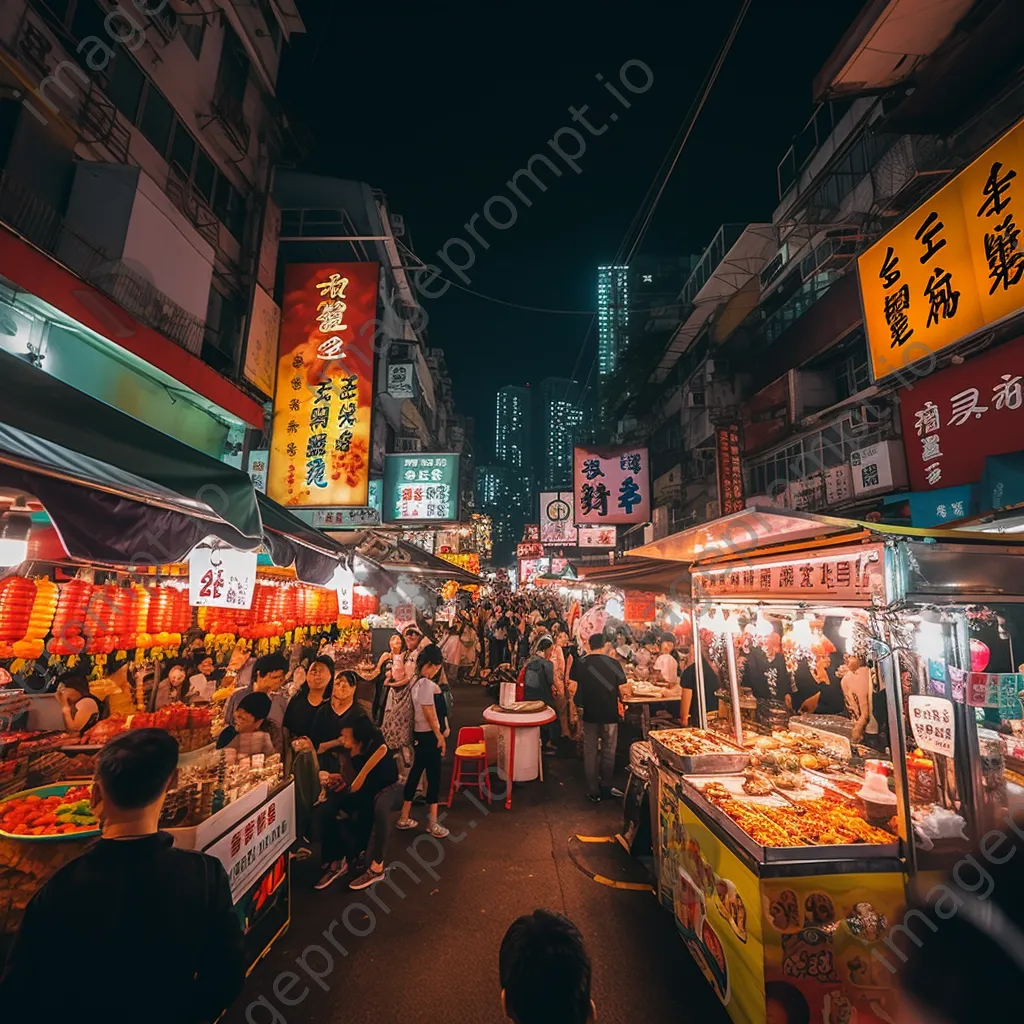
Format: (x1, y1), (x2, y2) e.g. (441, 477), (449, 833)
(495, 385), (532, 469)
(475, 464), (533, 559)
(538, 377), (584, 490)
(597, 265), (629, 377)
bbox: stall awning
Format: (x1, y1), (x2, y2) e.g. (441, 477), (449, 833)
(576, 558), (691, 596)
(257, 493), (349, 586)
(630, 506), (1018, 566)
(326, 530), (482, 586)
(0, 350), (261, 542)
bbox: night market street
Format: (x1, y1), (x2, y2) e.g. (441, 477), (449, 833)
(226, 682), (730, 1024)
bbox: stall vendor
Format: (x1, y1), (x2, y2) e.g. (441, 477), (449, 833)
(680, 642), (720, 726)
(742, 631), (792, 728)
(186, 654), (219, 704)
(839, 654), (878, 745)
(653, 633), (681, 686)
(56, 676), (101, 735)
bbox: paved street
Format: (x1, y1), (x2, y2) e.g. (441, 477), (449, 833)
(228, 684), (730, 1024)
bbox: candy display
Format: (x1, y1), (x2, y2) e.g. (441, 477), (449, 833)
(0, 784), (98, 838)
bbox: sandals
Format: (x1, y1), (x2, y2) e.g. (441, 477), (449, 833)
(396, 817), (418, 830)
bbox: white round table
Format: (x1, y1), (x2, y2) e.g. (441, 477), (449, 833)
(482, 704), (556, 809)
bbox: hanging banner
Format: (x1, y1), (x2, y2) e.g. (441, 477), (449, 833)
(715, 426), (745, 515)
(908, 695), (956, 757)
(332, 565), (354, 617)
(188, 547), (257, 609)
(540, 491), (577, 545)
(267, 263), (378, 508)
(247, 449), (269, 494)
(573, 445), (651, 525)
(243, 284), (280, 399)
(860, 117), (1024, 383)
(382, 454), (460, 521)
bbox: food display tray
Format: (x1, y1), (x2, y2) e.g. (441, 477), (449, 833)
(0, 783), (99, 842)
(650, 729), (751, 775)
(677, 774), (901, 866)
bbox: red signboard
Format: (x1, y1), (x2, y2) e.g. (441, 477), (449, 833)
(899, 335), (1024, 492)
(624, 592), (657, 623)
(267, 263), (378, 507)
(716, 426), (745, 515)
(573, 446), (651, 525)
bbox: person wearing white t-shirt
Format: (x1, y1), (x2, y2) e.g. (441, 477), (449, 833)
(653, 634), (680, 687)
(396, 644), (449, 838)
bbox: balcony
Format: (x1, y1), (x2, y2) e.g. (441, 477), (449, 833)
(200, 90), (251, 159)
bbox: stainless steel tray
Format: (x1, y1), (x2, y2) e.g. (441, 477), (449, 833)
(678, 776), (900, 865)
(650, 729), (751, 775)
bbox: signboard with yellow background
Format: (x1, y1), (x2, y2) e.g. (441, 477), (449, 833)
(859, 117), (1024, 382)
(267, 263), (378, 507)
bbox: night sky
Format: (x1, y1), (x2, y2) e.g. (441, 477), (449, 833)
(281, 1), (866, 457)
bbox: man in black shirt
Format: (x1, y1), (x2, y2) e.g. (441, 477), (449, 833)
(0, 729), (243, 1023)
(570, 633), (629, 802)
(680, 642), (720, 727)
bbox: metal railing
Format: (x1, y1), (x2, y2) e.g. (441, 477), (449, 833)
(165, 166), (221, 249)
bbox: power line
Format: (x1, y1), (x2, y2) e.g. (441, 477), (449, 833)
(438, 276), (596, 316)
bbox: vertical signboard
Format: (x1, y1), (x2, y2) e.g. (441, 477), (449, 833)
(573, 446), (651, 525)
(715, 426), (744, 515)
(540, 491), (576, 544)
(267, 263), (378, 507)
(243, 285), (280, 398)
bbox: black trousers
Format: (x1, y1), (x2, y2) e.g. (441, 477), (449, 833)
(319, 788), (374, 865)
(403, 731), (442, 804)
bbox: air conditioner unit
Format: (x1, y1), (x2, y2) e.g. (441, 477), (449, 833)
(848, 403), (884, 433)
(759, 244), (790, 290)
(703, 359), (716, 383)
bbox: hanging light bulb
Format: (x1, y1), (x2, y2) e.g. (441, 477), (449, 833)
(753, 611), (774, 637)
(0, 504), (31, 568)
(790, 615), (814, 647)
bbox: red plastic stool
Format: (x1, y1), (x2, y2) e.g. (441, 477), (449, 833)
(445, 726), (492, 806)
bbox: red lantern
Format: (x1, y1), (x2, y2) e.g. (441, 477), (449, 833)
(0, 577), (35, 643)
(970, 638), (991, 673)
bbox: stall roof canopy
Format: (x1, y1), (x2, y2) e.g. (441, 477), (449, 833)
(0, 350), (262, 542)
(630, 507), (1021, 565)
(576, 558), (690, 595)
(327, 530), (482, 586)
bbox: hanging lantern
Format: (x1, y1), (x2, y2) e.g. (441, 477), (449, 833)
(970, 638), (991, 673)
(0, 577), (36, 644)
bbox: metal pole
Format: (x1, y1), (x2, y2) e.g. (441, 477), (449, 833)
(724, 623), (743, 746)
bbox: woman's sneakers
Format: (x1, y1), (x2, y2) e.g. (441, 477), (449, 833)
(314, 859), (348, 890)
(349, 865), (385, 890)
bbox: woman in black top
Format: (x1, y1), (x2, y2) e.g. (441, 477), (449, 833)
(282, 654), (334, 854)
(787, 659), (821, 714)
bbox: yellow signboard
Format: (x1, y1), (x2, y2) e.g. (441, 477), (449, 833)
(859, 117), (1024, 381)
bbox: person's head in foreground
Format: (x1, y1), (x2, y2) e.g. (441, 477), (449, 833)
(91, 728), (179, 828)
(587, 632), (606, 653)
(898, 823), (1024, 1024)
(499, 909), (594, 1024)
(416, 644), (444, 679)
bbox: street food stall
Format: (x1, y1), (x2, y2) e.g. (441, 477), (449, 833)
(630, 508), (1024, 1024)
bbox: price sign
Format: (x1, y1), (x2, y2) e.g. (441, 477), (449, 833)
(332, 565), (354, 617)
(908, 695), (955, 758)
(967, 672), (1001, 708)
(188, 546), (257, 609)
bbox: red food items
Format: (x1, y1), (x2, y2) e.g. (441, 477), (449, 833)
(0, 577), (36, 643)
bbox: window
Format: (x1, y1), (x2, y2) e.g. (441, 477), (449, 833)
(179, 18), (205, 59)
(256, 0), (282, 53)
(212, 175), (246, 241)
(193, 150), (215, 203)
(169, 120), (196, 176)
(69, 0), (104, 45)
(215, 21), (251, 109)
(138, 85), (173, 156)
(108, 54), (145, 123)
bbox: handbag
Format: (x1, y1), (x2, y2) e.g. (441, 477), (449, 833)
(381, 682), (414, 751)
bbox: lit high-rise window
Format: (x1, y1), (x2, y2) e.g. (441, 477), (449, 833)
(597, 264), (629, 378)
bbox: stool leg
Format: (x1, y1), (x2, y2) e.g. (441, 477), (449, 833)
(445, 755), (459, 807)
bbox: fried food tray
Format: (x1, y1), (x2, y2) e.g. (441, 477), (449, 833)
(650, 729), (751, 775)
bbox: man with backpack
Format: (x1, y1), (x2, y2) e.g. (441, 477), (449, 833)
(521, 635), (558, 753)
(570, 633), (630, 803)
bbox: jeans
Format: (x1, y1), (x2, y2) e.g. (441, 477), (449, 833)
(403, 731), (443, 804)
(582, 721), (618, 797)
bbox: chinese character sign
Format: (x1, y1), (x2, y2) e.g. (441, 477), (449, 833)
(267, 263), (378, 508)
(386, 362), (416, 399)
(573, 446), (650, 525)
(188, 546), (257, 609)
(540, 492), (577, 544)
(715, 426), (744, 515)
(383, 454), (460, 522)
(247, 449), (269, 494)
(899, 332), (1024, 491)
(908, 696), (956, 758)
(860, 118), (1024, 381)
